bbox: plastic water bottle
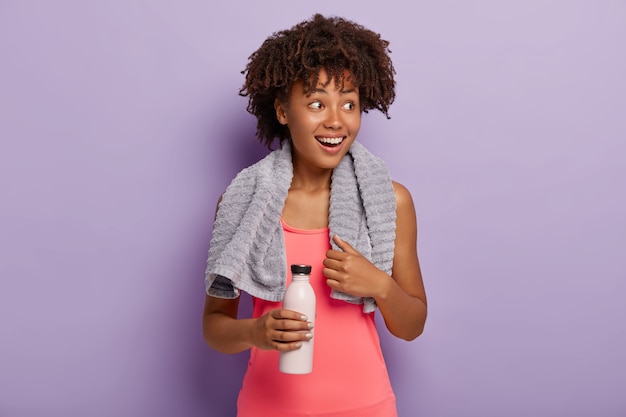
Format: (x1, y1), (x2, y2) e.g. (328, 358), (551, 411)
(279, 264), (316, 374)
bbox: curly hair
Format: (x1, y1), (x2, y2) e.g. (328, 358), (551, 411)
(239, 13), (396, 149)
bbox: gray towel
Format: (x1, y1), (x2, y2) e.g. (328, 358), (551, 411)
(205, 141), (396, 313)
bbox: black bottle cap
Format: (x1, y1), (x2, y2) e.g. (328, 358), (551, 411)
(291, 264), (312, 275)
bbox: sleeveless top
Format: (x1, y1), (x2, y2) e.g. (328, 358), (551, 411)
(236, 220), (397, 417)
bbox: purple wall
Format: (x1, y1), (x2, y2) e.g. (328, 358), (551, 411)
(1, 1), (624, 416)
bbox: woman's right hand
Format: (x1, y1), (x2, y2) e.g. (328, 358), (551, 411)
(250, 309), (313, 351)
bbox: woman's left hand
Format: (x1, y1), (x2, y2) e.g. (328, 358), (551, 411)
(322, 234), (390, 299)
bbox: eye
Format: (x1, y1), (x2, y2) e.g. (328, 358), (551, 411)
(309, 101), (323, 110)
(343, 101), (356, 111)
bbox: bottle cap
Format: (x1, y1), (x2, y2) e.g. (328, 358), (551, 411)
(291, 264), (312, 274)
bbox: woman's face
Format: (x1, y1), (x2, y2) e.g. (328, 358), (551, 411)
(275, 69), (361, 173)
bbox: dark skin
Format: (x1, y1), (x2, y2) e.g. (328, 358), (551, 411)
(203, 70), (427, 354)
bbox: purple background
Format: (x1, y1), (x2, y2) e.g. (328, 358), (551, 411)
(1, 1), (625, 416)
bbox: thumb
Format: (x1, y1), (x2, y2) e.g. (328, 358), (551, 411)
(333, 234), (358, 254)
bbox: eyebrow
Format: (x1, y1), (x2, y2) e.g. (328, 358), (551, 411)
(310, 87), (358, 95)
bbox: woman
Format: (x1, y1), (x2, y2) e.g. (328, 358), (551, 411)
(203, 13), (427, 417)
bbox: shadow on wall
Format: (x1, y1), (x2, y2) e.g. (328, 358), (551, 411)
(375, 316), (430, 417)
(188, 105), (268, 416)
(194, 347), (249, 416)
(206, 102), (271, 198)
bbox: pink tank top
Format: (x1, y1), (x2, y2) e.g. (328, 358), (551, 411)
(236, 219), (397, 417)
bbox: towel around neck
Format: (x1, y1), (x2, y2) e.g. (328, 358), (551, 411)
(205, 141), (396, 313)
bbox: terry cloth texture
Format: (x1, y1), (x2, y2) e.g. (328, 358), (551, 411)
(205, 141), (396, 313)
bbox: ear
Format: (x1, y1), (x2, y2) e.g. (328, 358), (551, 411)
(274, 99), (288, 125)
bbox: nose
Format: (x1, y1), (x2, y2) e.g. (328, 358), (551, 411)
(323, 106), (342, 129)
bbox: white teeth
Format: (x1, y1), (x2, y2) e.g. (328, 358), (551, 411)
(317, 137), (344, 145)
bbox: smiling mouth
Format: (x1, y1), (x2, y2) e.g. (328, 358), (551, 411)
(316, 136), (345, 147)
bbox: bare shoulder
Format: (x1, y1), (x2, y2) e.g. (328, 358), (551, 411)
(392, 181), (417, 224)
(392, 181), (412, 202)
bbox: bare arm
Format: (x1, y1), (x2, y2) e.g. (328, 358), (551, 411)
(203, 294), (315, 354)
(202, 197), (314, 354)
(203, 295), (251, 354)
(375, 181), (427, 339)
(323, 181), (427, 340)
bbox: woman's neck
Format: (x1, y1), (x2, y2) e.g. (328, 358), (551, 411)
(291, 160), (332, 191)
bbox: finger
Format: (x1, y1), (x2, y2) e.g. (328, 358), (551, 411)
(322, 257), (343, 270)
(272, 330), (313, 348)
(273, 329), (313, 342)
(325, 249), (345, 261)
(322, 266), (341, 280)
(325, 277), (340, 291)
(273, 340), (306, 352)
(273, 308), (309, 322)
(273, 318), (314, 332)
(332, 234), (358, 254)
